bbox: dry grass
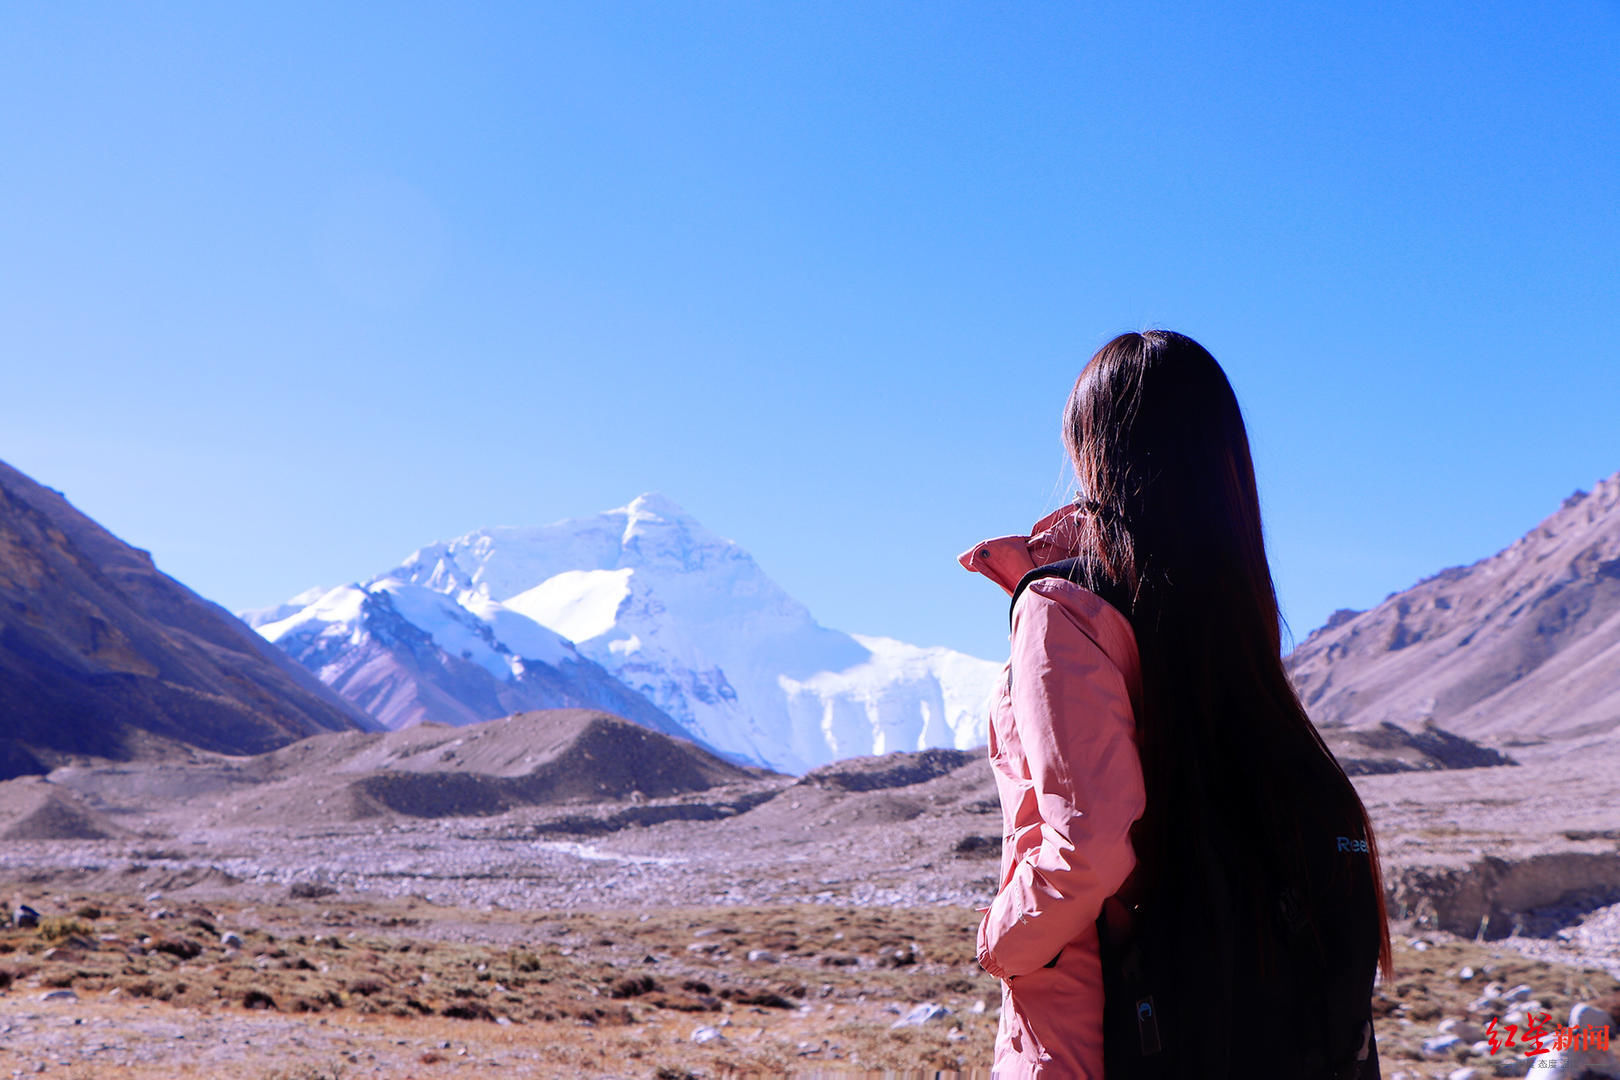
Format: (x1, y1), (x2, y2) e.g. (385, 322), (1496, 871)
(0, 891), (998, 1077)
(0, 890), (1616, 1078)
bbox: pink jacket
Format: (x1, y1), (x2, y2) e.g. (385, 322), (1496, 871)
(959, 503), (1148, 1079)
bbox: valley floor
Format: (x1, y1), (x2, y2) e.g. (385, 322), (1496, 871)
(4, 734), (1620, 1077)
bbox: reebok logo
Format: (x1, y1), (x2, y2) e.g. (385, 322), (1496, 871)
(1336, 836), (1369, 853)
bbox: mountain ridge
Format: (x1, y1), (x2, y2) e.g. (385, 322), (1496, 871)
(1285, 467), (1620, 752)
(0, 458), (376, 779)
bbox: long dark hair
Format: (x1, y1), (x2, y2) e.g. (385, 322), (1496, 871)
(1062, 330), (1393, 1070)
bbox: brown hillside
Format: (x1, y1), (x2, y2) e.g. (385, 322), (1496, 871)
(0, 459), (374, 778)
(1287, 468), (1620, 752)
(203, 709), (770, 826)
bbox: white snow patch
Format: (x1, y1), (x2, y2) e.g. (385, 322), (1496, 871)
(534, 840), (685, 866)
(372, 580), (516, 680)
(255, 585), (368, 644)
(457, 589), (571, 666)
(506, 568), (634, 644)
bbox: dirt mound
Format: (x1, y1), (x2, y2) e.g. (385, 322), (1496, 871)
(205, 709), (765, 824)
(263, 710), (760, 780)
(343, 710), (757, 818)
(0, 777), (125, 840)
(349, 771), (511, 817)
(1324, 721), (1517, 775)
(796, 747), (978, 792)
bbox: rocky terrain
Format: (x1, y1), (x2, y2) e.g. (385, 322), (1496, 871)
(1, 709), (1619, 1077)
(0, 887), (1614, 1080)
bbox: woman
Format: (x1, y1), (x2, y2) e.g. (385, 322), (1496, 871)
(960, 330), (1392, 1078)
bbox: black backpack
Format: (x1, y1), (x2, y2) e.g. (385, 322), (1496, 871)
(1010, 559), (1382, 1080)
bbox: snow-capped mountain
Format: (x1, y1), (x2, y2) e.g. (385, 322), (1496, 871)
(246, 494), (1002, 773)
(242, 576), (693, 747)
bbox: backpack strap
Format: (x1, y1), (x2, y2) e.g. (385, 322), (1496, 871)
(1010, 556), (1138, 628)
(1009, 556), (1090, 627)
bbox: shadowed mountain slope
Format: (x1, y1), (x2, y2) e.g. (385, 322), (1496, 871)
(0, 459), (375, 779)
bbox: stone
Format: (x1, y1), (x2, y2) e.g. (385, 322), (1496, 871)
(220, 931), (244, 949)
(691, 1026), (725, 1045)
(891, 1002), (952, 1029)
(1440, 1019), (1487, 1043)
(1502, 984), (1533, 1003)
(37, 991), (77, 1003)
(1423, 1034), (1462, 1057)
(1571, 1001), (1615, 1032)
(1459, 966), (1475, 981)
(746, 949), (777, 963)
(14, 906), (39, 929)
(1446, 1068), (1483, 1080)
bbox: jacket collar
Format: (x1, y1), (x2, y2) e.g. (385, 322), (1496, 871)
(957, 501), (1086, 597)
(960, 503), (1142, 701)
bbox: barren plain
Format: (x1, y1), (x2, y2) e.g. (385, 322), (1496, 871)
(2, 712), (1619, 1079)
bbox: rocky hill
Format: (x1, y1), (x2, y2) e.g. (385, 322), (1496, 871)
(0, 459), (375, 780)
(25, 708), (774, 834)
(1286, 468), (1620, 755)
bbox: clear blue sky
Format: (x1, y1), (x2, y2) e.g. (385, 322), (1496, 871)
(3, 3), (1617, 662)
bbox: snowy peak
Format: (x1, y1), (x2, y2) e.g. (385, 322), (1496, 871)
(242, 573), (695, 745)
(619, 491), (694, 533)
(255, 580), (574, 681)
(251, 495), (1004, 773)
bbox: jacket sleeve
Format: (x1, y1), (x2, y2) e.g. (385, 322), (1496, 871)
(976, 583), (1146, 979)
